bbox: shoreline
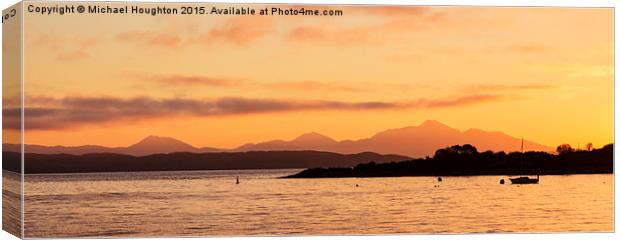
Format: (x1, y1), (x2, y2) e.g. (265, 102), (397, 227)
(281, 171), (614, 179)
(1, 169), (613, 177)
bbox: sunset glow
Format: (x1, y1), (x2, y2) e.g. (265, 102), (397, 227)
(12, 4), (614, 149)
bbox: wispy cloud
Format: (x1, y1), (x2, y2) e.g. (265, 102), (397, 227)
(267, 81), (363, 92)
(288, 25), (377, 44)
(524, 61), (613, 79)
(128, 73), (366, 92)
(354, 6), (429, 16)
(117, 17), (273, 48)
(507, 43), (550, 53)
(418, 94), (501, 108)
(288, 7), (442, 44)
(116, 31), (182, 48)
(190, 17), (273, 46)
(384, 53), (426, 63)
(9, 94), (503, 130)
(27, 31), (99, 61)
(133, 73), (243, 87)
(466, 84), (556, 92)
(115, 7), (436, 47)
(56, 50), (90, 61)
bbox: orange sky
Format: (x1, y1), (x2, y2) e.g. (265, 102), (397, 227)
(7, 4), (614, 149)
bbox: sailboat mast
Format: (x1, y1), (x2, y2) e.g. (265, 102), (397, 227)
(520, 138), (524, 177)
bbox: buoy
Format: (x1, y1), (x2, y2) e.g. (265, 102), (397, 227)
(236, 176), (240, 184)
(355, 184), (359, 187)
(437, 177), (442, 182)
(499, 179), (505, 184)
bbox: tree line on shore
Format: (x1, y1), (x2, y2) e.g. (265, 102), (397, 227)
(285, 143), (613, 178)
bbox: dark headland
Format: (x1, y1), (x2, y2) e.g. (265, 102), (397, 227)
(283, 144), (613, 178)
(2, 150), (410, 174)
(2, 143), (612, 176)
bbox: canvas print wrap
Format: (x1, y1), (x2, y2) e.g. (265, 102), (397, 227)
(2, 2), (23, 238)
(1, 1), (614, 238)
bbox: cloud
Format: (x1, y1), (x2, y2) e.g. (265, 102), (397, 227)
(508, 44), (550, 53)
(523, 61), (613, 79)
(56, 50), (90, 61)
(117, 17), (273, 48)
(288, 25), (378, 44)
(354, 6), (429, 16)
(128, 73), (362, 92)
(7, 94), (503, 130)
(27, 31), (99, 61)
(467, 84), (556, 92)
(267, 81), (363, 92)
(28, 31), (62, 51)
(191, 17), (273, 45)
(133, 73), (242, 87)
(384, 53), (426, 63)
(115, 6), (436, 47)
(116, 31), (182, 48)
(417, 94), (501, 108)
(288, 7), (441, 44)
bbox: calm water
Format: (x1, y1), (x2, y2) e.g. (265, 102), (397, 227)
(6, 170), (614, 237)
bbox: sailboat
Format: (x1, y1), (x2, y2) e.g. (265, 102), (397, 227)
(510, 175), (539, 184)
(509, 138), (539, 184)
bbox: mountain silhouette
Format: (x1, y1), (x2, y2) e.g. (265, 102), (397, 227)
(4, 120), (553, 157)
(3, 136), (222, 156)
(233, 120), (553, 157)
(125, 135), (198, 156)
(236, 132), (337, 151)
(292, 132), (338, 146)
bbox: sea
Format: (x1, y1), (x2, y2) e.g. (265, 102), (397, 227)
(1, 169), (614, 238)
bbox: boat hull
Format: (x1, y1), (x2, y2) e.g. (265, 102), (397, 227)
(509, 177), (539, 184)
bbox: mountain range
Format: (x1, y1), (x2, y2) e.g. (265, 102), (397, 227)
(3, 151), (412, 174)
(3, 120), (553, 157)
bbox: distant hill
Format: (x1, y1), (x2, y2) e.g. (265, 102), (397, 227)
(236, 132), (338, 152)
(3, 120), (553, 157)
(2, 144), (125, 156)
(2, 150), (411, 174)
(234, 120), (553, 157)
(124, 135), (205, 156)
(3, 135), (222, 156)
